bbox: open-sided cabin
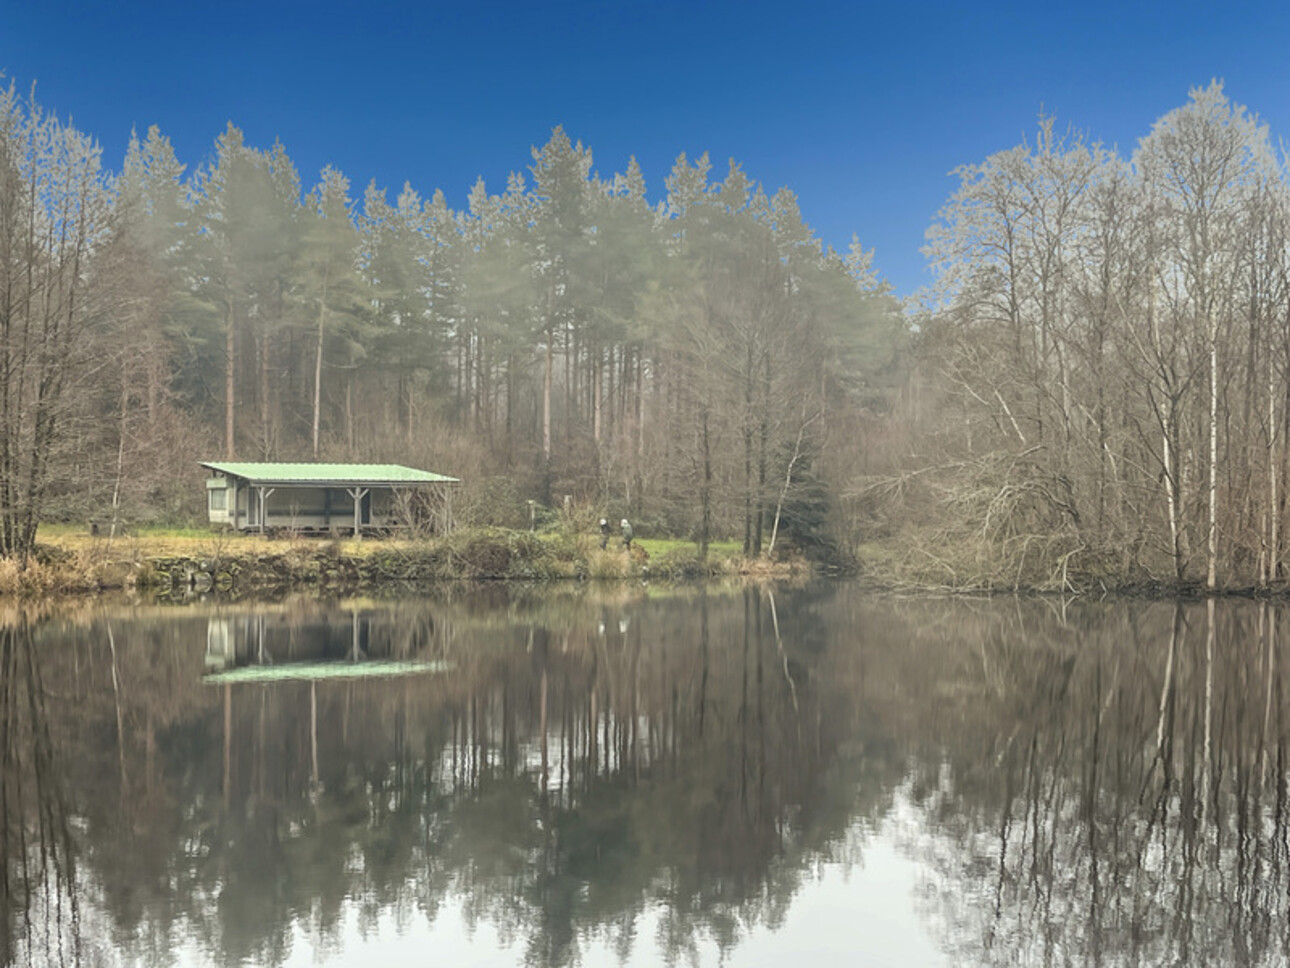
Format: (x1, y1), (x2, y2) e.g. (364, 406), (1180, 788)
(200, 461), (458, 534)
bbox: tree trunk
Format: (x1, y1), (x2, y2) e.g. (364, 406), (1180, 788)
(225, 301), (236, 459)
(345, 376), (355, 454)
(700, 404), (712, 560)
(755, 348), (771, 555)
(1207, 325), (1219, 589)
(1267, 351), (1278, 585)
(593, 349), (602, 443)
(312, 269), (328, 459)
(742, 340), (754, 554)
(505, 354), (515, 467)
(259, 330), (272, 459)
(1165, 410), (1185, 581)
(543, 291), (554, 462)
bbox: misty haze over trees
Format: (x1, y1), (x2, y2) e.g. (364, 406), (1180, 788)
(5, 74), (1290, 589)
(0, 76), (902, 562)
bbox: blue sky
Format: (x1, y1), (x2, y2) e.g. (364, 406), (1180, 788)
(4, 0), (1290, 297)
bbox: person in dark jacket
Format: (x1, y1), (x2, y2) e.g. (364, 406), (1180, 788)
(599, 518), (611, 550)
(620, 518), (633, 551)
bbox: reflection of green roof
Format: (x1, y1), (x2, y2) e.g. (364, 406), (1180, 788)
(204, 659), (453, 684)
(200, 462), (458, 486)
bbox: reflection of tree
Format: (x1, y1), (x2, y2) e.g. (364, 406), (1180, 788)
(881, 596), (1290, 967)
(0, 624), (82, 967)
(1, 584), (890, 968)
(31, 588), (1290, 965)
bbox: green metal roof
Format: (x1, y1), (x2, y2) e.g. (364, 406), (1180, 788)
(200, 462), (458, 486)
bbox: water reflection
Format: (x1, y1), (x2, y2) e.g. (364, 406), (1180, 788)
(892, 597), (1290, 967)
(5, 588), (1290, 965)
(0, 622), (82, 967)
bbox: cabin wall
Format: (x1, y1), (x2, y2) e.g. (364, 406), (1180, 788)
(206, 479), (236, 525)
(206, 478), (402, 531)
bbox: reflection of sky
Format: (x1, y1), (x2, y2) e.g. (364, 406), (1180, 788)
(723, 835), (946, 968)
(162, 816), (944, 968)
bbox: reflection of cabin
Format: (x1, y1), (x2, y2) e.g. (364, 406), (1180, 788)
(205, 612), (374, 670)
(200, 461), (458, 534)
(204, 612), (449, 683)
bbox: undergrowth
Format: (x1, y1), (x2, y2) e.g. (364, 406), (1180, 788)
(0, 525), (807, 596)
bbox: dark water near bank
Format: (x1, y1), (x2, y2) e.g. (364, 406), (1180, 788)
(3, 584), (1290, 966)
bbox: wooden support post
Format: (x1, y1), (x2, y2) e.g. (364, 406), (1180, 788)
(347, 487), (370, 540)
(257, 487), (276, 535)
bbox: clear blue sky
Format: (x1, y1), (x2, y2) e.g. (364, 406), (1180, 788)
(4, 0), (1289, 297)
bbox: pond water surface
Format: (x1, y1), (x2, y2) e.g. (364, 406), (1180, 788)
(3, 582), (1288, 966)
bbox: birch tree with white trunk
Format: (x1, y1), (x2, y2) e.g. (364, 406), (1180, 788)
(1133, 81), (1279, 589)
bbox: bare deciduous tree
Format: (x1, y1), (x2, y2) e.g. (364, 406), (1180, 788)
(0, 82), (112, 559)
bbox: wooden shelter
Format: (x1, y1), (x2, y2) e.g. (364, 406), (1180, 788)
(200, 462), (458, 535)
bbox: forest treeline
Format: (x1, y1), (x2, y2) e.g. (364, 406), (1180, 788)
(0, 77), (904, 562)
(896, 80), (1290, 590)
(9, 73), (1290, 589)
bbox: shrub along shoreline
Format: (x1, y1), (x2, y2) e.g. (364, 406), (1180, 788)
(10, 525), (1284, 599)
(0, 528), (810, 596)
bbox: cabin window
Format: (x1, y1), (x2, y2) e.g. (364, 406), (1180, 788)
(208, 487), (228, 511)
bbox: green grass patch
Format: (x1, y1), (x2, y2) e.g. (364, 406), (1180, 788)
(637, 538), (741, 559)
(129, 524), (223, 538)
(40, 522), (222, 539)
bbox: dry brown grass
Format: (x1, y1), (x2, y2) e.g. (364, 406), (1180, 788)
(45, 528), (421, 561)
(725, 554), (811, 579)
(585, 548), (634, 579)
(0, 553), (100, 596)
(5, 526), (814, 597)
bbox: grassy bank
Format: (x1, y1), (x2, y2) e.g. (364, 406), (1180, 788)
(2, 526), (807, 596)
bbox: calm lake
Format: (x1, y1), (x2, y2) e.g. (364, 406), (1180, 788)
(3, 582), (1288, 967)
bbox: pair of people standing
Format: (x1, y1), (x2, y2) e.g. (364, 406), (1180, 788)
(599, 517), (633, 550)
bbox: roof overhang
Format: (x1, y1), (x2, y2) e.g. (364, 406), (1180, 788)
(200, 462), (459, 488)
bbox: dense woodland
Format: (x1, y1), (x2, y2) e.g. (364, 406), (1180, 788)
(901, 80), (1290, 590)
(10, 75), (1290, 587)
(0, 78), (903, 563)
